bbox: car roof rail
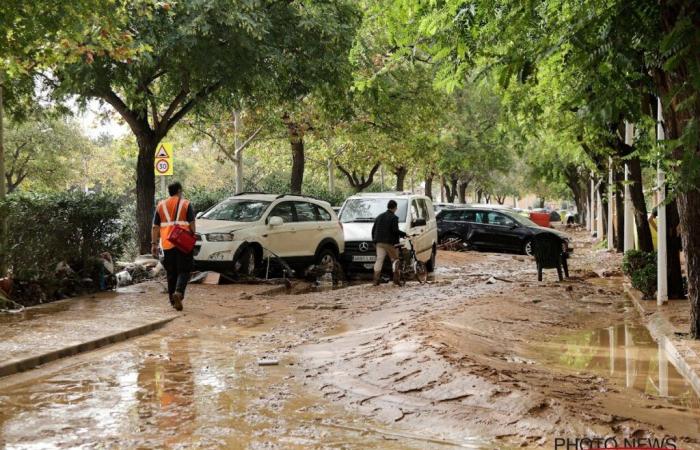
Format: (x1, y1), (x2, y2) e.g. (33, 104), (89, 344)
(234, 191), (270, 196)
(275, 193), (324, 201)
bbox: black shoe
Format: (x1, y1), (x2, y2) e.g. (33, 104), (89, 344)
(172, 292), (183, 311)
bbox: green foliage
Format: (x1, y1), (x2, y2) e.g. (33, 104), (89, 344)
(622, 250), (658, 299)
(1, 191), (129, 280)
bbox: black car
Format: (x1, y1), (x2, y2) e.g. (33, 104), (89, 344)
(436, 207), (572, 256)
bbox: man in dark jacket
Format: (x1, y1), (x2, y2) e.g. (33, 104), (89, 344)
(371, 200), (406, 286)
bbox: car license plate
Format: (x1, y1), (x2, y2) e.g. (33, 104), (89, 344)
(353, 255), (376, 262)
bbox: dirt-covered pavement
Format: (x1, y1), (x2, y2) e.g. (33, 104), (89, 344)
(1, 229), (699, 449)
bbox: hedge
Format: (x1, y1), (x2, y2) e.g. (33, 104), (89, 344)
(0, 191), (129, 282)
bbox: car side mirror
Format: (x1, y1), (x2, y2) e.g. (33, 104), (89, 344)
(411, 218), (427, 227)
(268, 216), (284, 227)
(510, 223), (519, 229)
(196, 211), (204, 219)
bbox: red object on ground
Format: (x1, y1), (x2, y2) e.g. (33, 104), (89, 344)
(529, 211), (551, 228)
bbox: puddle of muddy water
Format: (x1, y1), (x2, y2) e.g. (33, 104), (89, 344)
(535, 322), (700, 410)
(0, 328), (433, 449)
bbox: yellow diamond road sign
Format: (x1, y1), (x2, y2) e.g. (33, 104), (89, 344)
(154, 143), (173, 176)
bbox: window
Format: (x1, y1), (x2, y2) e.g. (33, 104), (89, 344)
(268, 201), (294, 223)
(314, 204), (332, 221)
(473, 211), (487, 224)
(340, 199), (408, 223)
(417, 199), (431, 220)
(441, 210), (461, 221)
(294, 202), (317, 222)
(487, 211), (515, 226)
(461, 210), (477, 222)
(202, 200), (271, 222)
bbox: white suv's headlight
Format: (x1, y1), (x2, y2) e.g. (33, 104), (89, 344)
(206, 232), (235, 242)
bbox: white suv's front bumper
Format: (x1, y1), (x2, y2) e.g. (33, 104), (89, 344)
(193, 238), (245, 269)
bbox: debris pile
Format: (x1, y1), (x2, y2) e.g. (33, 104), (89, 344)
(114, 255), (165, 287)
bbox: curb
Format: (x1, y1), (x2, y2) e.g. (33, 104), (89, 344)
(0, 316), (177, 379)
(623, 283), (700, 399)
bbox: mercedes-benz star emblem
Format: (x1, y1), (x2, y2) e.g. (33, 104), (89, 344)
(358, 242), (370, 252)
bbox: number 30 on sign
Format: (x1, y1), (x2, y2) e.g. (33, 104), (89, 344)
(154, 143), (174, 176)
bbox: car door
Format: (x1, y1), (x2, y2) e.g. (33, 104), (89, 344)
(292, 201), (322, 259)
(263, 201), (297, 258)
(416, 198), (433, 259)
(467, 210), (489, 247)
(480, 211), (520, 251)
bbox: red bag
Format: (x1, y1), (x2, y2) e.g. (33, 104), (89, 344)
(168, 225), (196, 254)
(166, 198), (196, 253)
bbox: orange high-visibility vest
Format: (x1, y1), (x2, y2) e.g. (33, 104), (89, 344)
(157, 196), (191, 250)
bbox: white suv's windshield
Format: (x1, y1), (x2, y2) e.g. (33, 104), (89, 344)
(340, 198), (408, 223)
(201, 199), (271, 222)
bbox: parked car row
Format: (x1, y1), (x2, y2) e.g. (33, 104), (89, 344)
(192, 192), (571, 277)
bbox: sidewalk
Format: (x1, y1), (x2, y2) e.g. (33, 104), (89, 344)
(625, 283), (700, 399)
(0, 281), (178, 378)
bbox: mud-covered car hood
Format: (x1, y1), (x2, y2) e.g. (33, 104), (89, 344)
(342, 222), (407, 242)
(195, 219), (254, 235)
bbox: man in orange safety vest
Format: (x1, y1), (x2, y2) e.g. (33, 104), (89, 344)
(151, 181), (196, 311)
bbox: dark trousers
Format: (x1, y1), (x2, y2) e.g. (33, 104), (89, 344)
(162, 248), (193, 298)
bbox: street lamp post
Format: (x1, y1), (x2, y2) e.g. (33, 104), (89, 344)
(657, 97), (668, 305)
(623, 122), (635, 252)
(608, 156), (614, 250)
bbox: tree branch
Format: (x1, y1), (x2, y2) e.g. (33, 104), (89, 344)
(161, 81), (222, 137)
(100, 89), (150, 136)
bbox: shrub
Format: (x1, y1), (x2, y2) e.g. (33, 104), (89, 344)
(1, 191), (129, 282)
(622, 250), (657, 299)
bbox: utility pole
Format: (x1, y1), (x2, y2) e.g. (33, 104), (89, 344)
(327, 159), (334, 194)
(596, 181), (604, 240)
(233, 111), (243, 194)
(590, 173), (596, 236)
(608, 156), (614, 250)
(623, 122), (635, 252)
(657, 97), (668, 305)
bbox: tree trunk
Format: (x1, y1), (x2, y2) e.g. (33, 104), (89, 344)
(666, 197), (685, 299)
(285, 121), (305, 194)
(678, 189), (700, 336)
(136, 135), (157, 254)
(424, 173), (434, 200)
(0, 77), (6, 275)
(394, 166), (407, 191)
(476, 189), (483, 203)
(458, 181), (468, 204)
(628, 156), (654, 252)
(443, 177), (457, 203)
(328, 159), (335, 194)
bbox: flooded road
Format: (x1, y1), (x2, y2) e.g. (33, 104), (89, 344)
(1, 233), (700, 448)
(0, 326), (428, 449)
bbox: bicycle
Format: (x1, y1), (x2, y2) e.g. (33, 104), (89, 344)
(392, 235), (428, 285)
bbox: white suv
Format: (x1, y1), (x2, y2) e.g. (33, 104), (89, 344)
(194, 193), (344, 275)
(338, 192), (438, 273)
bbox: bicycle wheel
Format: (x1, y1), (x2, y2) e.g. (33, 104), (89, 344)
(413, 260), (428, 283)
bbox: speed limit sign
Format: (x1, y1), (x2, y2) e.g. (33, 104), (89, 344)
(154, 143), (174, 176)
(155, 159), (170, 174)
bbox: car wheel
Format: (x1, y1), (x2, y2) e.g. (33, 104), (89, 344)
(234, 247), (257, 276)
(316, 247), (337, 268)
(426, 245), (437, 272)
(523, 239), (534, 257)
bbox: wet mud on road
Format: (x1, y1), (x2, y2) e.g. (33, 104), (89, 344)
(1, 231), (699, 448)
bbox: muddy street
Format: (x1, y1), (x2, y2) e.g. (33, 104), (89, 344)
(1, 231), (699, 448)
